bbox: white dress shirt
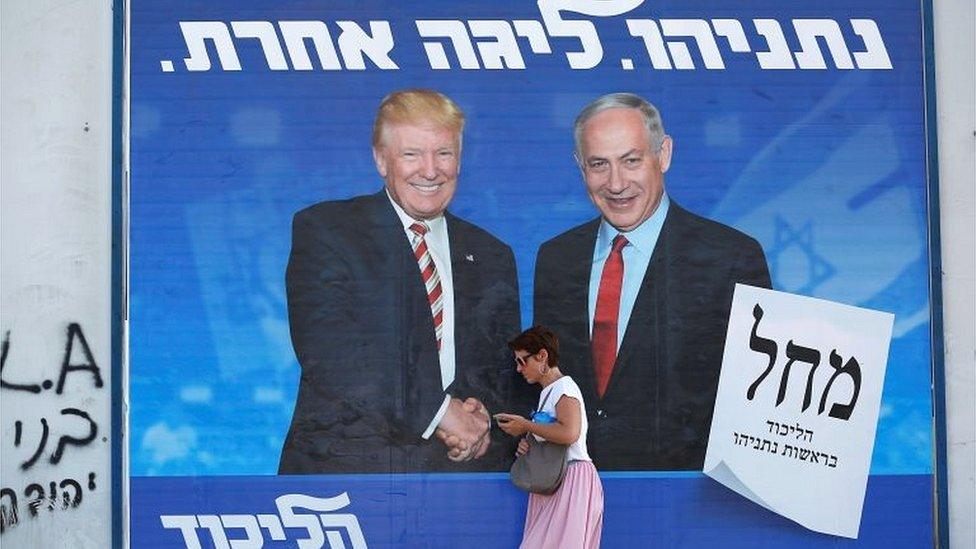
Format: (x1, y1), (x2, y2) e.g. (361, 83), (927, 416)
(588, 192), (670, 350)
(387, 192), (456, 438)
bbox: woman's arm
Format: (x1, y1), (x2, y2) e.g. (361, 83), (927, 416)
(496, 395), (581, 445)
(528, 396), (581, 444)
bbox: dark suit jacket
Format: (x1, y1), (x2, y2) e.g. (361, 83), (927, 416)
(279, 190), (527, 474)
(534, 201), (771, 471)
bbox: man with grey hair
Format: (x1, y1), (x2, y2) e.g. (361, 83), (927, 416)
(533, 92), (771, 470)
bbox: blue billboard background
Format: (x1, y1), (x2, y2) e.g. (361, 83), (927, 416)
(131, 474), (932, 547)
(130, 0), (935, 544)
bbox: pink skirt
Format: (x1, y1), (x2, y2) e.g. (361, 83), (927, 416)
(520, 460), (604, 549)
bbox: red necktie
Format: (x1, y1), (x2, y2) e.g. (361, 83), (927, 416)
(409, 222), (444, 349)
(592, 234), (628, 398)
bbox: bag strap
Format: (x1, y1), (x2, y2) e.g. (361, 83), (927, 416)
(525, 380), (564, 447)
(536, 383), (558, 414)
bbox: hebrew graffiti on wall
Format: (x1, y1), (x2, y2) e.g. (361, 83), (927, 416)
(0, 324), (105, 534)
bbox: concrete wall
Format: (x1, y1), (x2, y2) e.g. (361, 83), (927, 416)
(933, 0), (976, 547)
(0, 0), (115, 546)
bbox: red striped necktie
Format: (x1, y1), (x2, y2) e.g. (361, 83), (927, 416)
(592, 234), (628, 398)
(409, 222), (444, 349)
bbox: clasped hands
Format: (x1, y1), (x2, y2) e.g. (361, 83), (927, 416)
(434, 397), (491, 462)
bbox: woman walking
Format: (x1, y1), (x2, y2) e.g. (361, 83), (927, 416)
(495, 326), (604, 549)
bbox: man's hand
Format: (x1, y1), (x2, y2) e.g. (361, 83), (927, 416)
(434, 397), (490, 462)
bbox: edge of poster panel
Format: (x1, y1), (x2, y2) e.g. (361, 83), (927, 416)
(111, 0), (128, 547)
(919, 0), (950, 546)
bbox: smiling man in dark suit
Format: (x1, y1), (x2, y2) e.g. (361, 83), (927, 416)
(534, 93), (771, 471)
(279, 89), (524, 474)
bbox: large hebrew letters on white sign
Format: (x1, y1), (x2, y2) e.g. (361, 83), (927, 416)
(705, 284), (893, 538)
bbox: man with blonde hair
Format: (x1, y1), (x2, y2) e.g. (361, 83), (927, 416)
(280, 89), (524, 473)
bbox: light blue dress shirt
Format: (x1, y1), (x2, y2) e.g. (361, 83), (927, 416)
(588, 193), (670, 350)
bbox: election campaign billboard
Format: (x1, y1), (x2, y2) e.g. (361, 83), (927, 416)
(128, 0), (946, 546)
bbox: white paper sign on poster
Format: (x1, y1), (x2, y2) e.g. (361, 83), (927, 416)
(704, 284), (894, 538)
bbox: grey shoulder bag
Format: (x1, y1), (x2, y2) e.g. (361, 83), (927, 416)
(509, 387), (569, 495)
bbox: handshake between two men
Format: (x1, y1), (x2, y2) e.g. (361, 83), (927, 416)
(434, 397), (492, 462)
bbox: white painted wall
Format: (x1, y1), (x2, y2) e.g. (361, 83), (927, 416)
(933, 0), (976, 547)
(0, 0), (115, 547)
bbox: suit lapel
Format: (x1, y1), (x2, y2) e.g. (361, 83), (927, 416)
(365, 191), (441, 378)
(362, 190), (412, 257)
(562, 221), (600, 400)
(605, 204), (686, 396)
(445, 213), (469, 375)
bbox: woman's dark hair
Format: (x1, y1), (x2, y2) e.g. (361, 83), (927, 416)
(507, 326), (560, 368)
